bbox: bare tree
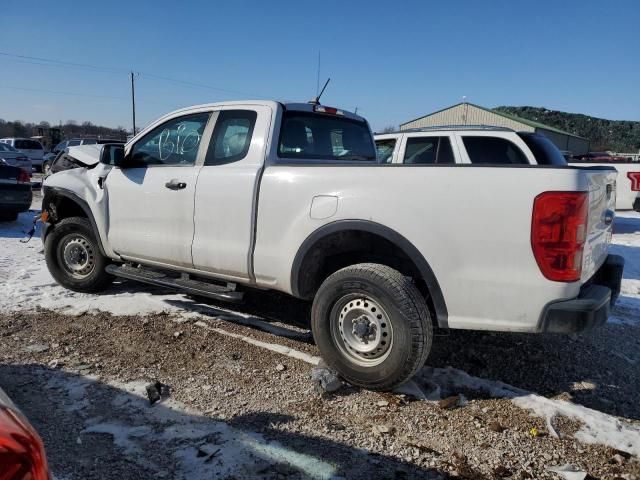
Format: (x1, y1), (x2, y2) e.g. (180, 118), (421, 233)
(380, 126), (396, 134)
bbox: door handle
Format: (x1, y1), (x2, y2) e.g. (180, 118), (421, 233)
(165, 180), (187, 190)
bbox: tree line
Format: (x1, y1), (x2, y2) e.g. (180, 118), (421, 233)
(494, 106), (640, 152)
(0, 119), (128, 143)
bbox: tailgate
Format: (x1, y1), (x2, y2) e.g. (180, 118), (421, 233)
(581, 167), (617, 282)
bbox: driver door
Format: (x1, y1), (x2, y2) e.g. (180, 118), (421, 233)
(105, 111), (212, 268)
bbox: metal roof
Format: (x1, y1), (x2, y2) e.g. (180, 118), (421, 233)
(386, 124), (515, 134)
(400, 102), (587, 139)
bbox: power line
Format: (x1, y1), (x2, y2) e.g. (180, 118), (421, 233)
(137, 71), (265, 98)
(0, 85), (128, 100)
(0, 50), (266, 98)
(0, 51), (127, 74)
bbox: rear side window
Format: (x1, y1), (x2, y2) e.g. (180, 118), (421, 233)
(375, 139), (396, 163)
(462, 136), (528, 164)
(15, 140), (43, 150)
(83, 139), (97, 145)
(278, 112), (375, 162)
(517, 132), (567, 166)
(403, 137), (455, 164)
(205, 110), (257, 165)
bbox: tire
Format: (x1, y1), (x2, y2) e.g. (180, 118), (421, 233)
(42, 161), (51, 175)
(44, 216), (114, 293)
(0, 212), (19, 222)
(311, 263), (432, 390)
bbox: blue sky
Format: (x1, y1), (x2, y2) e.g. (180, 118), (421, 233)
(1, 0), (638, 131)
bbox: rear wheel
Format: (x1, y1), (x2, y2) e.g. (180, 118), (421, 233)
(44, 216), (114, 292)
(311, 263), (432, 390)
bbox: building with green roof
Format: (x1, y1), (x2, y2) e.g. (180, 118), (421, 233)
(400, 102), (589, 155)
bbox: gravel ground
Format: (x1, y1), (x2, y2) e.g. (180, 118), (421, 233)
(1, 302), (638, 479)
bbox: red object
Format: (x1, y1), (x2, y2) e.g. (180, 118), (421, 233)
(16, 169), (30, 184)
(531, 191), (588, 282)
(314, 105), (344, 115)
(0, 406), (50, 480)
(627, 172), (640, 191)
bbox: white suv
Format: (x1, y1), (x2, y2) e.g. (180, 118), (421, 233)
(0, 138), (44, 169)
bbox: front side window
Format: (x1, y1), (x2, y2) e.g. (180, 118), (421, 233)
(130, 113), (210, 166)
(403, 137), (455, 164)
(375, 139), (396, 163)
(205, 110), (257, 165)
(462, 136), (528, 164)
(278, 112), (375, 162)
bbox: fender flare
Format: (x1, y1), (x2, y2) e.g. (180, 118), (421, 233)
(290, 219), (449, 328)
(42, 186), (107, 256)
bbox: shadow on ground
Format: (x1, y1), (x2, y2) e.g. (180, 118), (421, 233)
(0, 364), (446, 480)
(614, 214), (640, 235)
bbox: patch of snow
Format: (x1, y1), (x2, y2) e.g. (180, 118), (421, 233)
(609, 211), (640, 327)
(412, 366), (640, 456)
(85, 377), (335, 478)
(46, 373), (98, 412)
(194, 321), (321, 365)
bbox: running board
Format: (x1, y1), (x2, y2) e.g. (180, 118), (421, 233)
(106, 264), (244, 302)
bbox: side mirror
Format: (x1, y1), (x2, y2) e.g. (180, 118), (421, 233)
(101, 144), (126, 167)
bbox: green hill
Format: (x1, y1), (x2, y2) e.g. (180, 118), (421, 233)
(493, 106), (640, 152)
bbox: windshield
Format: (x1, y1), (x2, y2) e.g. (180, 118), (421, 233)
(517, 132), (567, 166)
(278, 111), (375, 161)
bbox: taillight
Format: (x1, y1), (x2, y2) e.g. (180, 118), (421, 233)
(628, 172), (640, 191)
(16, 169), (30, 184)
(531, 191), (588, 282)
(0, 406), (50, 480)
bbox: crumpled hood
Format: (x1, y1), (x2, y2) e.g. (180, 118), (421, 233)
(66, 144), (103, 166)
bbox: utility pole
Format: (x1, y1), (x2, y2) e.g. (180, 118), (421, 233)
(130, 71), (137, 136)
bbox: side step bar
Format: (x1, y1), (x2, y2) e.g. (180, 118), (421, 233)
(106, 264), (244, 302)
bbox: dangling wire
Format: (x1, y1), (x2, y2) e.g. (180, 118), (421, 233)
(20, 213), (43, 243)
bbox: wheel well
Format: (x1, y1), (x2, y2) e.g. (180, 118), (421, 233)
(294, 229), (439, 321)
(46, 194), (87, 222)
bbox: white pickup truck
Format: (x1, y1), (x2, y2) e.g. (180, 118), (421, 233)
(41, 103), (623, 390)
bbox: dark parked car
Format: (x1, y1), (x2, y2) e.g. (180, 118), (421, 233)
(0, 387), (50, 479)
(0, 162), (32, 221)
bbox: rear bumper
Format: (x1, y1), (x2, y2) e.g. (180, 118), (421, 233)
(539, 254), (624, 333)
(0, 187), (32, 213)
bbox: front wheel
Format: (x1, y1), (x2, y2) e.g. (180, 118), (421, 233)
(311, 263), (432, 390)
(44, 216), (114, 292)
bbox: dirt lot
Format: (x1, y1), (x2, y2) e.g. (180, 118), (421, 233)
(0, 299), (638, 479)
(0, 210), (639, 479)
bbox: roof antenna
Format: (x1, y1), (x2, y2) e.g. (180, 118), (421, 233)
(309, 77), (330, 105)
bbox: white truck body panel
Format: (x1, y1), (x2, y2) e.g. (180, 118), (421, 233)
(569, 162), (639, 210)
(255, 165), (605, 332)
